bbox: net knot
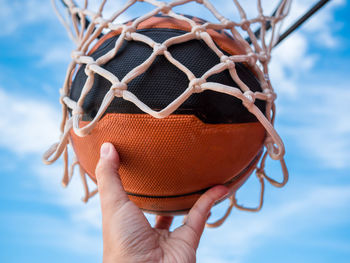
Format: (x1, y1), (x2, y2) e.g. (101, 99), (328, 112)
(159, 3), (171, 14)
(72, 106), (84, 116)
(94, 16), (107, 27)
(191, 25), (205, 39)
(78, 10), (84, 20)
(85, 61), (98, 75)
(220, 55), (229, 63)
(265, 136), (273, 145)
(222, 18), (234, 28)
(59, 88), (66, 104)
(92, 13), (102, 22)
(111, 82), (127, 97)
(242, 90), (255, 110)
(190, 78), (206, 93)
(256, 168), (266, 179)
(153, 43), (167, 55)
(221, 55), (235, 69)
(59, 95), (67, 105)
(265, 136), (282, 158)
(195, 0), (204, 4)
(97, 18), (109, 29)
(241, 19), (250, 31)
(264, 73), (270, 81)
(263, 89), (276, 102)
(71, 6), (79, 15)
(258, 52), (270, 63)
(247, 52), (258, 66)
(71, 50), (84, 60)
(123, 25), (137, 40)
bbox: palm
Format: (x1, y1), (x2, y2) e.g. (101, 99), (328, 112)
(96, 143), (228, 263)
(104, 199), (199, 263)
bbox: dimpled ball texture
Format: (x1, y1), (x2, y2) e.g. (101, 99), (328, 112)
(69, 14), (266, 214)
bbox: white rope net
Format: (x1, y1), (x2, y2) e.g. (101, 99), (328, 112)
(44, 0), (291, 227)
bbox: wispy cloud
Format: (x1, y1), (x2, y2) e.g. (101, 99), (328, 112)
(35, 162), (103, 229)
(0, 88), (60, 155)
(262, 0), (349, 169)
(279, 85), (350, 169)
(281, 0), (345, 48)
(198, 184), (350, 263)
(0, 87), (103, 261)
(299, 0), (346, 48)
(2, 210), (102, 257)
(18, 1), (132, 67)
(0, 0), (55, 36)
(270, 32), (317, 97)
(38, 44), (74, 66)
(1, 1), (348, 262)
(269, 0), (345, 97)
(80, 0), (131, 22)
(0, 86), (102, 234)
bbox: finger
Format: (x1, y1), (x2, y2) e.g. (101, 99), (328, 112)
(95, 142), (130, 215)
(155, 215), (174, 230)
(174, 185), (228, 249)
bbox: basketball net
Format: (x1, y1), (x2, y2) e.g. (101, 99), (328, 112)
(44, 0), (291, 227)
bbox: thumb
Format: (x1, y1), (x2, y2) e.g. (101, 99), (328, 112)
(95, 142), (130, 217)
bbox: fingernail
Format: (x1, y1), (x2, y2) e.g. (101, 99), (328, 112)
(222, 190), (231, 200)
(100, 143), (111, 158)
(207, 212), (211, 220)
(217, 189), (230, 203)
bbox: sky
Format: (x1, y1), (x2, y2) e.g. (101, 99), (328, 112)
(0, 0), (349, 262)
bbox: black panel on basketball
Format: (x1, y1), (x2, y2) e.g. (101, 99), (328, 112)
(70, 27), (266, 124)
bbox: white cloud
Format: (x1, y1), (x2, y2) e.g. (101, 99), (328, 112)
(78, 0), (131, 22)
(0, 87), (101, 233)
(197, 184), (350, 263)
(279, 85), (350, 169)
(0, 2), (72, 67)
(0, 88), (60, 155)
(0, 88), (103, 256)
(39, 44), (73, 65)
(267, 0), (345, 97)
(0, 88), (101, 259)
(282, 0), (345, 48)
(0, 0), (55, 36)
(34, 162), (103, 229)
(33, 1), (132, 66)
(261, 0), (349, 169)
(301, 0), (345, 48)
(1, 1), (348, 261)
(0, 87), (104, 248)
(270, 32), (317, 97)
(2, 211), (102, 257)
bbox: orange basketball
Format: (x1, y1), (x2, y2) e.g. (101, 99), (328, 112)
(69, 14), (266, 214)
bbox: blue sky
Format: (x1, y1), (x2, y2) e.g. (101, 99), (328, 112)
(1, 0), (349, 262)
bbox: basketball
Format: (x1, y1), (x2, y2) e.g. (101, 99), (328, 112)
(68, 14), (266, 214)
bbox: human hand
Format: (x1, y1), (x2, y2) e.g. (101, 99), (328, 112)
(96, 142), (228, 263)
